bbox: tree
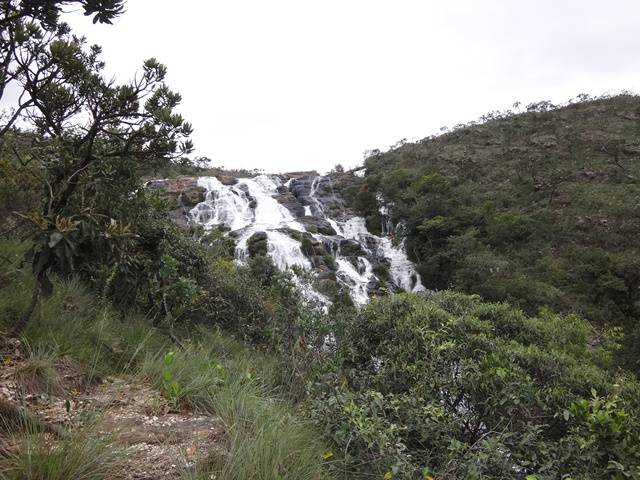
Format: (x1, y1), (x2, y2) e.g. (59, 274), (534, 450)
(0, 1), (194, 331)
(0, 0), (125, 134)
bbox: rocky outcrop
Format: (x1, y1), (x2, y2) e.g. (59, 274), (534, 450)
(288, 175), (345, 217)
(217, 175), (238, 186)
(283, 170), (319, 180)
(145, 176), (207, 208)
(298, 217), (336, 235)
(274, 189), (305, 217)
(145, 176), (207, 226)
(152, 171), (425, 305)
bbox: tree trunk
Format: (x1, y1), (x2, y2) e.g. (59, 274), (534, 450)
(15, 270), (44, 333)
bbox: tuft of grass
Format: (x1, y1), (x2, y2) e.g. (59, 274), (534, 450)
(199, 383), (328, 480)
(142, 329), (329, 480)
(0, 423), (118, 480)
(14, 348), (64, 396)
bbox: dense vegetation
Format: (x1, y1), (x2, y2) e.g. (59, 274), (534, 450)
(1, 1), (640, 478)
(312, 293), (640, 478)
(352, 96), (640, 370)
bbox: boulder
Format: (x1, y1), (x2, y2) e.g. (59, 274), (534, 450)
(339, 239), (365, 257)
(216, 174), (238, 186)
(275, 191), (305, 217)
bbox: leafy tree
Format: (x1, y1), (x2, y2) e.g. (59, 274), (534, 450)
(0, 0), (193, 330)
(0, 0), (125, 132)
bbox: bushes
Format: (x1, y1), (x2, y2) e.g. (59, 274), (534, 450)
(308, 292), (640, 479)
(0, 256), (168, 376)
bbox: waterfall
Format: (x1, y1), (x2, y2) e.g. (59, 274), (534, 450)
(189, 173), (425, 306)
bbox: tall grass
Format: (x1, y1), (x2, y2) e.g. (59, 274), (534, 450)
(14, 347), (64, 396)
(0, 248), (168, 378)
(142, 329), (329, 480)
(0, 422), (118, 480)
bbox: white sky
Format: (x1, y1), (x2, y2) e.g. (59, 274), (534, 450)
(55, 1), (640, 172)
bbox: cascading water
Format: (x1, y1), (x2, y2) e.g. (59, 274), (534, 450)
(189, 173), (425, 306)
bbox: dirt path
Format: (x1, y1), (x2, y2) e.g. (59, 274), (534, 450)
(0, 337), (225, 479)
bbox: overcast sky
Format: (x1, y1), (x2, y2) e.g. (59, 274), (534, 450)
(62, 1), (640, 172)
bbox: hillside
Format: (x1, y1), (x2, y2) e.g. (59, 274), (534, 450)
(354, 95), (640, 365)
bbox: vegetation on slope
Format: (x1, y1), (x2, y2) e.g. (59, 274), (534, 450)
(0, 240), (329, 480)
(312, 292), (640, 478)
(352, 95), (640, 369)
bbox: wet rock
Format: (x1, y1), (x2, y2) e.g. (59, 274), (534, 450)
(339, 239), (365, 257)
(299, 217), (336, 236)
(288, 175), (346, 216)
(168, 206), (191, 227)
(275, 191), (305, 217)
(216, 174), (238, 185)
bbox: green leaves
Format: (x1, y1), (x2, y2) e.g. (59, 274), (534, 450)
(309, 292), (640, 478)
(161, 351), (182, 400)
(163, 351), (176, 367)
(82, 0), (125, 25)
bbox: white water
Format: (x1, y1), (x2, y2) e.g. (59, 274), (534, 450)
(190, 174), (425, 306)
(331, 216), (425, 298)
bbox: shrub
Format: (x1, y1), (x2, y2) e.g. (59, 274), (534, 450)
(309, 292), (640, 479)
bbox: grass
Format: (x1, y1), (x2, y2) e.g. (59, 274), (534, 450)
(201, 393), (328, 480)
(14, 348), (64, 396)
(0, 420), (118, 480)
(0, 243), (168, 379)
(141, 329), (329, 480)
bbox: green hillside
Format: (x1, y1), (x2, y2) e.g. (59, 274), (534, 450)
(354, 95), (640, 366)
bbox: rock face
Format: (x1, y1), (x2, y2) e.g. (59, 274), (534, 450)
(274, 189), (305, 217)
(145, 176), (207, 207)
(287, 175), (345, 217)
(144, 174), (242, 226)
(145, 176), (207, 226)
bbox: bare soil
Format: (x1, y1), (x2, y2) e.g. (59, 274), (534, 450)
(0, 335), (226, 479)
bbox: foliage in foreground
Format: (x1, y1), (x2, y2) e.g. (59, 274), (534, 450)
(0, 254), (330, 480)
(309, 292), (640, 479)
